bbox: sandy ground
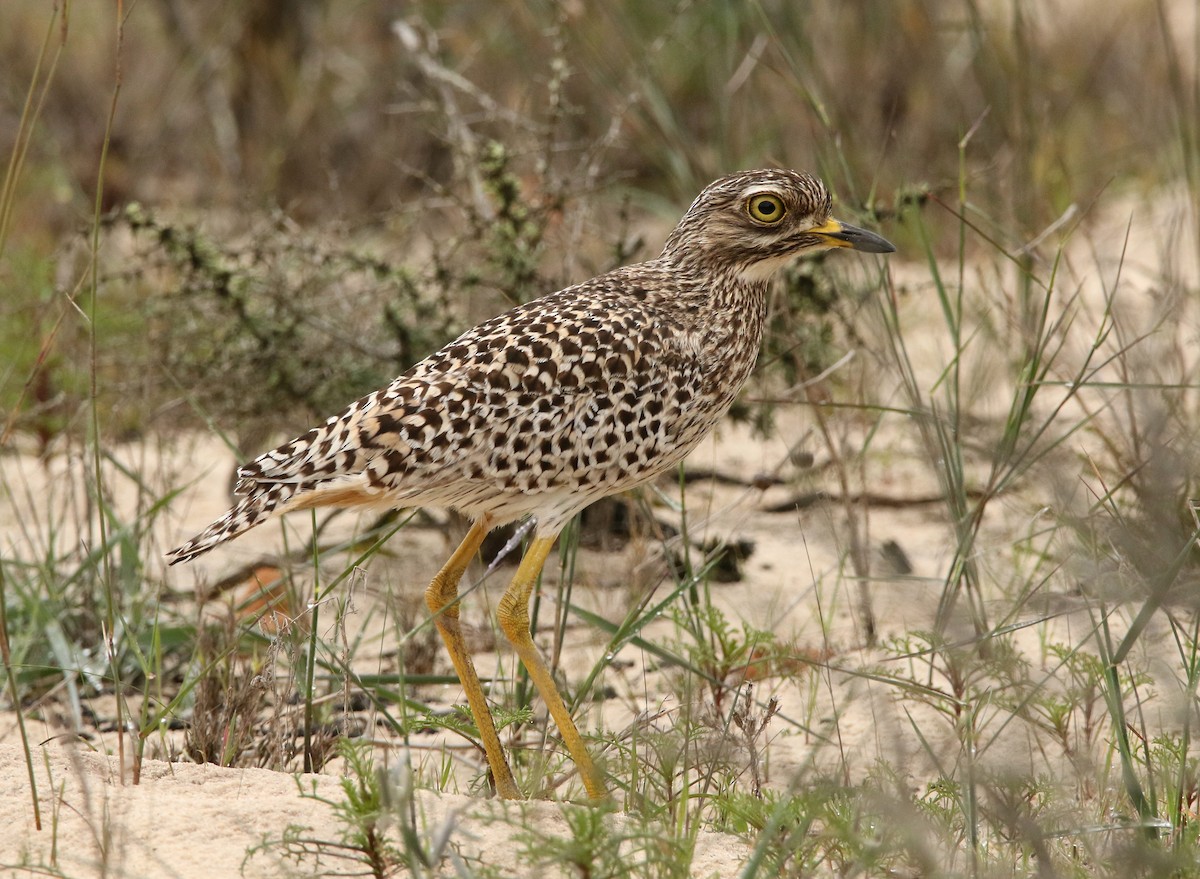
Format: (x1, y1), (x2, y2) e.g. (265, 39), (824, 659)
(0, 740), (754, 877)
(2, 189), (1197, 876)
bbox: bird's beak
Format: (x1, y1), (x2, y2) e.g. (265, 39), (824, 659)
(809, 218), (895, 254)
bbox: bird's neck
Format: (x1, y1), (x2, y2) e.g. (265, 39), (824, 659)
(679, 262), (771, 378)
(712, 269), (771, 315)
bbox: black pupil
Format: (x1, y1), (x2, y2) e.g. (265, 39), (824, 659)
(757, 199), (777, 216)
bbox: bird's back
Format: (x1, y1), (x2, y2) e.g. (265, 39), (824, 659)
(167, 258), (764, 563)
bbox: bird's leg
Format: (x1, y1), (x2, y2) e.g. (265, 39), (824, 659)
(425, 517), (521, 799)
(496, 535), (607, 800)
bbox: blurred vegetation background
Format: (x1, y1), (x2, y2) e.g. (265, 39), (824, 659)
(1, 0), (1195, 452)
(5, 5), (1200, 869)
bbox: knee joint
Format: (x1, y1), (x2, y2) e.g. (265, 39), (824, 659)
(497, 593), (528, 640)
(425, 577), (459, 619)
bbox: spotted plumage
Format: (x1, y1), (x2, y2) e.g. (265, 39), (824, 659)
(169, 169), (892, 800)
(167, 169), (892, 566)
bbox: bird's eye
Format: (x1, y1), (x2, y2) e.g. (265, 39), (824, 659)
(746, 194), (786, 225)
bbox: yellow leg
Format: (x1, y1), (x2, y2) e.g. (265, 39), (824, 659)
(425, 517), (521, 799)
(496, 536), (607, 800)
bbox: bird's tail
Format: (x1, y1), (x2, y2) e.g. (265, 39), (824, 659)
(166, 481), (300, 565)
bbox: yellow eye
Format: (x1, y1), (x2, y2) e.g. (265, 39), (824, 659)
(746, 194), (786, 225)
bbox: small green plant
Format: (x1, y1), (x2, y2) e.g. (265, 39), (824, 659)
(406, 703), (535, 795)
(248, 738), (467, 878)
(670, 600), (781, 716)
(515, 799), (695, 879)
(726, 781), (926, 879)
(1027, 642), (1109, 755)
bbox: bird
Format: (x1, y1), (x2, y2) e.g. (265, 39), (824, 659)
(167, 169), (895, 800)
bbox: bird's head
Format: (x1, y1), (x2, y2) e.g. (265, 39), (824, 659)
(662, 169), (894, 281)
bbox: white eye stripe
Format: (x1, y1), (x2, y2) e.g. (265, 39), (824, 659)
(739, 185), (786, 201)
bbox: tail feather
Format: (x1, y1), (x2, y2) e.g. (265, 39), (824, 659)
(168, 384), (412, 565)
(166, 482), (300, 565)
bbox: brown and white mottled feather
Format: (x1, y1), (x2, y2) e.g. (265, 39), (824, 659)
(167, 169), (890, 565)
